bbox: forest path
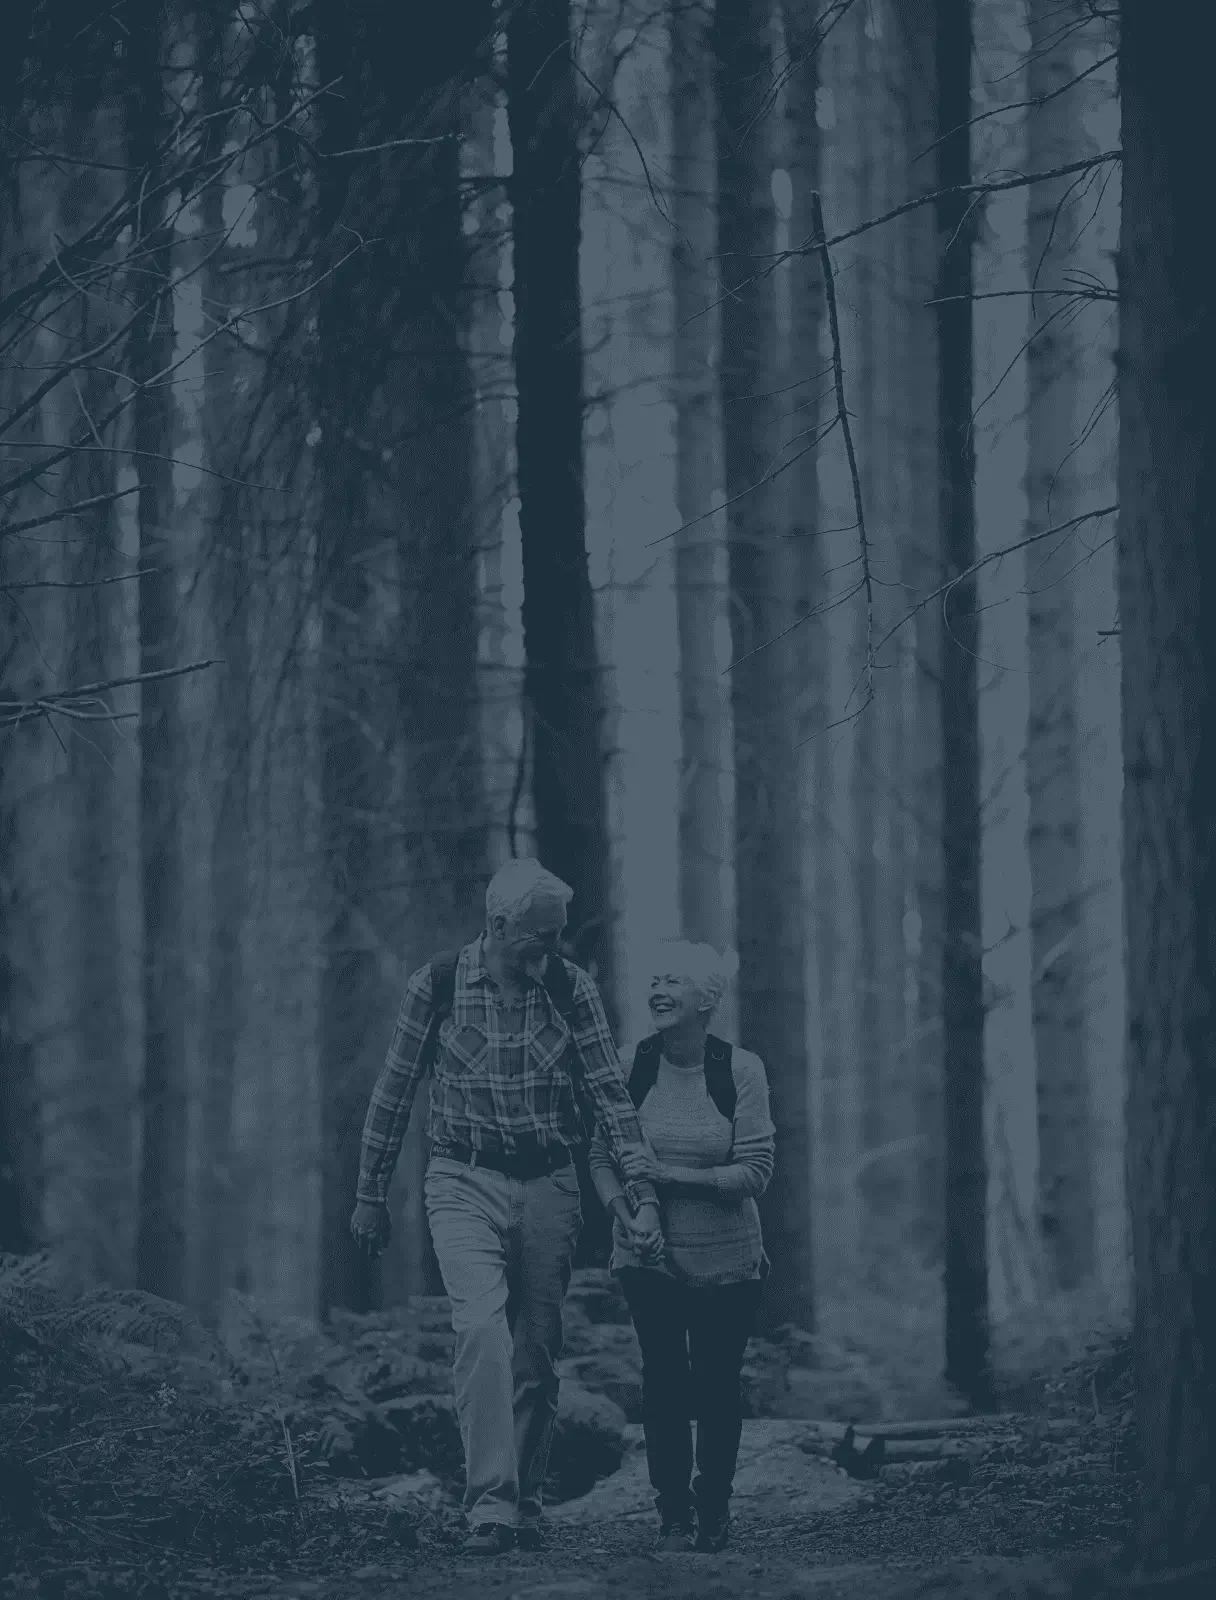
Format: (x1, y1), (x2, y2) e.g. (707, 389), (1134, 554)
(178, 1416), (1140, 1600)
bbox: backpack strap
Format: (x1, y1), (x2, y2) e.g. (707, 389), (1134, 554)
(540, 953), (579, 1024)
(627, 1035), (663, 1108)
(422, 950), (460, 1072)
(541, 954), (599, 1142)
(626, 1033), (735, 1120)
(703, 1034), (736, 1123)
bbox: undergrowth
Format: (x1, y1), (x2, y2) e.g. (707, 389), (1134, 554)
(0, 1254), (435, 1590)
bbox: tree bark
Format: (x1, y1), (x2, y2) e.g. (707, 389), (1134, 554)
(935, 0), (990, 1402)
(1119, 0), (1216, 1568)
(316, 2), (489, 1313)
(970, 0), (1040, 1324)
(1067, 35), (1126, 1322)
(128, 3), (189, 1303)
(66, 236), (143, 1289)
(897, 0), (946, 1278)
(715, 0), (813, 1333)
(0, 10), (44, 1259)
(388, 18), (492, 1303)
(811, 1), (865, 1307)
(672, 0), (739, 1041)
(315, 4), (399, 1316)
(579, 0), (685, 1046)
(194, 12), (249, 1316)
(507, 0), (618, 1024)
(1024, 0), (1094, 1293)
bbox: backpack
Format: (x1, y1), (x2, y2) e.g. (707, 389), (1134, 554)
(422, 948), (593, 1139)
(627, 1033), (737, 1123)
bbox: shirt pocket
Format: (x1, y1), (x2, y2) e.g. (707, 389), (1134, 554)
(438, 1023), (492, 1082)
(527, 1017), (571, 1075)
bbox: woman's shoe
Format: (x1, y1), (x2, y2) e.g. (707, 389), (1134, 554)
(694, 1513), (730, 1553)
(657, 1516), (696, 1551)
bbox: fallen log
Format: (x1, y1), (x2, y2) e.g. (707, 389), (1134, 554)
(799, 1414), (1019, 1442)
(801, 1432), (1010, 1465)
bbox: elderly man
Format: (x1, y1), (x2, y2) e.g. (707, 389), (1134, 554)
(349, 859), (662, 1554)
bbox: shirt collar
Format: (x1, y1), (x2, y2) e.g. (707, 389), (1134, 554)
(465, 934), (550, 990)
(465, 935), (493, 985)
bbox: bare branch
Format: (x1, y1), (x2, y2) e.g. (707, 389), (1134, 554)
(1, 569), (161, 593)
(811, 190), (874, 704)
(0, 660), (221, 731)
(0, 487), (142, 541)
(813, 152), (1122, 255)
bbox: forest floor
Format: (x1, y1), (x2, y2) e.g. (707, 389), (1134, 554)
(2, 1254), (1180, 1600)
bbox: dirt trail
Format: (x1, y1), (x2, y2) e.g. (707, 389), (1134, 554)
(2, 1261), (1153, 1600)
(149, 1413), (1142, 1600)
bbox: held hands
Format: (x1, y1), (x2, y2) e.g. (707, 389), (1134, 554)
(349, 1199), (392, 1258)
(628, 1202), (665, 1267)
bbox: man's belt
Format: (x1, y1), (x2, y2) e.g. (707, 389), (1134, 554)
(429, 1138), (572, 1181)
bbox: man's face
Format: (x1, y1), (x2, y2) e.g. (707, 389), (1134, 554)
(493, 896), (567, 981)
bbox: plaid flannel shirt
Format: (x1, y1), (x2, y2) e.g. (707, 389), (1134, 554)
(355, 938), (658, 1214)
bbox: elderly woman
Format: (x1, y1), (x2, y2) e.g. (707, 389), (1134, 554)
(588, 942), (775, 1554)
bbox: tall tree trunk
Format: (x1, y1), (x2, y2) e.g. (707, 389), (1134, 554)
(387, 16), (492, 1304)
(672, 0), (739, 1041)
(811, 2), (865, 1308)
(935, 0), (990, 1401)
(971, 0), (1040, 1324)
(163, 10), (224, 1314)
(448, 29), (529, 1292)
(0, 21), (43, 1259)
(127, 4), (189, 1302)
(0, 95), (83, 1280)
(1119, 0), (1216, 1569)
(226, 32), (327, 1322)
(463, 38), (533, 875)
(579, 1), (684, 1052)
(850, 0), (917, 1289)
(716, 0), (813, 1333)
(1069, 38), (1125, 1322)
(315, 5), (402, 1317)
(195, 14), (249, 1315)
(578, 1), (686, 1263)
(845, 6), (883, 1283)
(1024, 0), (1094, 1293)
(313, 11), (392, 1317)
(897, 0), (945, 1281)
(67, 240), (143, 1289)
(779, 0), (822, 1325)
(507, 0), (618, 1021)
(196, 476), (248, 1317)
(316, 2), (490, 1313)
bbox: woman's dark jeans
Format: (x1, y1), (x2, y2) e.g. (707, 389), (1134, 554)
(618, 1267), (763, 1526)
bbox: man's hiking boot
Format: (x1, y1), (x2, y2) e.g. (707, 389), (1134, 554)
(463, 1522), (516, 1555)
(656, 1515), (696, 1552)
(515, 1522), (546, 1552)
(694, 1512), (731, 1553)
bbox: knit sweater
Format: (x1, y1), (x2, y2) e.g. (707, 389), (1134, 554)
(588, 1044), (776, 1287)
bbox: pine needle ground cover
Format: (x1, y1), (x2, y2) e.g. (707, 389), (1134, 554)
(0, 1252), (454, 1593)
(1, 1256), (1141, 1600)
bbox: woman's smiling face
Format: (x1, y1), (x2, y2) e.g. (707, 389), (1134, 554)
(648, 971), (705, 1031)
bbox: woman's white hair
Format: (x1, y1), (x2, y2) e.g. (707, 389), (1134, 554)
(485, 858), (573, 927)
(649, 939), (729, 1016)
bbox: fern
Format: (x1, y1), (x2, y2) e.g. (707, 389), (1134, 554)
(40, 1288), (219, 1356)
(0, 1251), (64, 1319)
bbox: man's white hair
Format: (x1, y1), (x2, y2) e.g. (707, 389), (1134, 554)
(649, 939), (729, 1016)
(485, 858), (573, 927)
